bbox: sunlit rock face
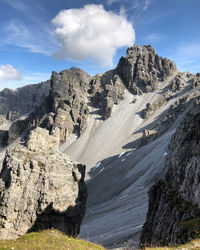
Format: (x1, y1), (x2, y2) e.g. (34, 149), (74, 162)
(117, 44), (177, 94)
(0, 127), (87, 239)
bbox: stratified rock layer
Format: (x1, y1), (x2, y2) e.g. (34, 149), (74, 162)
(0, 127), (87, 239)
(140, 98), (200, 248)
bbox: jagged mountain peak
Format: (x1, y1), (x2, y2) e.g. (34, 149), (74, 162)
(117, 44), (177, 94)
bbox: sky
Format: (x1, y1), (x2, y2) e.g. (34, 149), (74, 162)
(0, 0), (200, 90)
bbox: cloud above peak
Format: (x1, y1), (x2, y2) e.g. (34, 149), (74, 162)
(52, 4), (135, 67)
(0, 65), (21, 82)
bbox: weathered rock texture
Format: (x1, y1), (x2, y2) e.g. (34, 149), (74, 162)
(140, 97), (200, 248)
(27, 45), (177, 143)
(117, 45), (177, 94)
(28, 68), (92, 143)
(28, 68), (126, 142)
(0, 127), (87, 239)
(0, 81), (50, 122)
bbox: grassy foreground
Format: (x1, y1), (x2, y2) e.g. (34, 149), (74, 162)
(0, 230), (105, 250)
(145, 239), (200, 250)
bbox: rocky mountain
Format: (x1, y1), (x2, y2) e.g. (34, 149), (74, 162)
(25, 45), (177, 145)
(0, 80), (50, 125)
(0, 80), (50, 147)
(140, 97), (200, 248)
(0, 44), (200, 249)
(0, 127), (87, 239)
(117, 44), (177, 94)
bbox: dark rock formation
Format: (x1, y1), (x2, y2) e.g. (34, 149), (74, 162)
(0, 80), (50, 122)
(117, 45), (177, 94)
(0, 127), (87, 239)
(0, 131), (8, 147)
(140, 97), (200, 248)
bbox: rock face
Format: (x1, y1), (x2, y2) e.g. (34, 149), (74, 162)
(0, 45), (178, 146)
(29, 68), (92, 143)
(0, 127), (87, 239)
(28, 68), (126, 142)
(117, 45), (177, 94)
(0, 80), (50, 122)
(140, 97), (200, 248)
(27, 45), (177, 144)
(0, 130), (8, 147)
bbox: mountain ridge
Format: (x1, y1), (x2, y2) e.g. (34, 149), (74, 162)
(0, 44), (199, 249)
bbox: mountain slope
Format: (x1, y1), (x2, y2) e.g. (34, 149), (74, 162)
(140, 97), (200, 248)
(0, 44), (200, 249)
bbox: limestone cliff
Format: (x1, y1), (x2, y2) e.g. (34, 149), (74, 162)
(117, 44), (177, 94)
(27, 45), (177, 143)
(28, 67), (126, 143)
(0, 80), (50, 123)
(140, 97), (200, 248)
(0, 127), (87, 239)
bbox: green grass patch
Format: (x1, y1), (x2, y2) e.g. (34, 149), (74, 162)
(0, 230), (105, 250)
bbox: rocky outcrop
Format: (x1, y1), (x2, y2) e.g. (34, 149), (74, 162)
(170, 73), (186, 92)
(117, 45), (177, 94)
(1, 45), (178, 145)
(142, 129), (157, 145)
(28, 68), (126, 142)
(89, 70), (125, 120)
(0, 127), (87, 239)
(140, 97), (200, 248)
(28, 68), (92, 143)
(27, 46), (177, 143)
(0, 80), (50, 122)
(141, 97), (166, 119)
(192, 73), (200, 88)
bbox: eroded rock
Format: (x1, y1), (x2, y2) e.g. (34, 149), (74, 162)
(0, 81), (50, 123)
(140, 97), (200, 248)
(117, 44), (177, 94)
(0, 127), (87, 239)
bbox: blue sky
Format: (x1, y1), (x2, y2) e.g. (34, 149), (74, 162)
(0, 0), (200, 90)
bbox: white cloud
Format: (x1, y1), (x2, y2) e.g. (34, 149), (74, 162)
(52, 4), (135, 66)
(0, 65), (21, 82)
(0, 71), (50, 91)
